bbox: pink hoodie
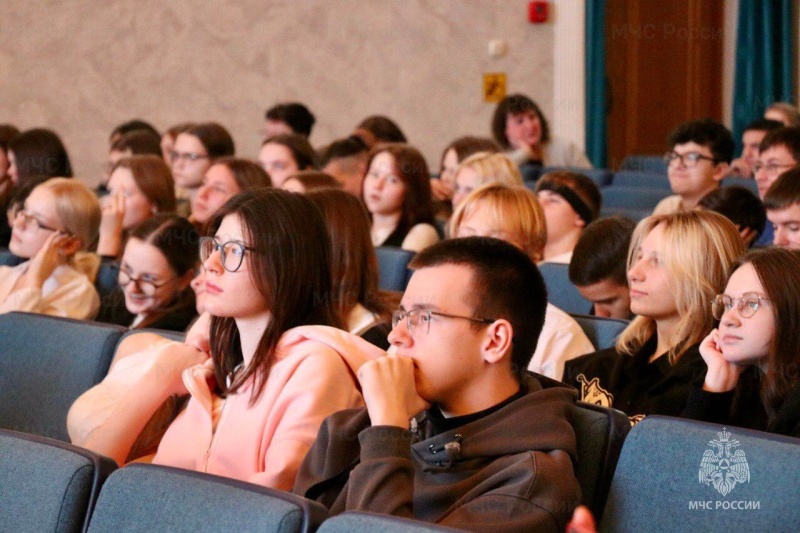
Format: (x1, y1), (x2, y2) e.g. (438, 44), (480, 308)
(151, 325), (385, 490)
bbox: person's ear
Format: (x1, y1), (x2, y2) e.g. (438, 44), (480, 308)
(712, 161), (730, 183)
(480, 319), (514, 365)
(60, 235), (82, 257)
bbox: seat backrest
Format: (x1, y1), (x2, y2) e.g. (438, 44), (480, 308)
(118, 327), (185, 346)
(318, 512), (460, 532)
(538, 262), (592, 315)
(94, 261), (121, 304)
(570, 403), (630, 519)
(0, 312), (125, 441)
(619, 155), (668, 174)
(721, 177), (759, 196)
(569, 314), (629, 351)
(0, 249), (24, 267)
(87, 464), (328, 533)
(0, 429), (116, 533)
(601, 186), (670, 210)
(540, 166), (614, 188)
(599, 416), (800, 532)
(376, 246), (416, 292)
(611, 170), (672, 190)
(599, 206), (652, 222)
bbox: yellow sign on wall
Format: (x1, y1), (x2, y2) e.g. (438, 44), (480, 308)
(483, 73), (506, 103)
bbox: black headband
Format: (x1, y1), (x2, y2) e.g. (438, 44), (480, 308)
(537, 182), (595, 225)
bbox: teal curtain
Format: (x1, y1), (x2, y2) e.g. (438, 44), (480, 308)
(732, 0), (794, 144)
(585, 0), (607, 168)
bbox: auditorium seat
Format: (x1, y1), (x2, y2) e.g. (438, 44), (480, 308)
(601, 186), (670, 211)
(611, 170), (671, 190)
(0, 249), (24, 267)
(87, 464), (328, 533)
(318, 512), (459, 532)
(0, 429), (116, 533)
(569, 313), (629, 351)
(571, 402), (630, 519)
(599, 416), (800, 532)
(721, 177), (759, 196)
(538, 262), (592, 315)
(0, 312), (126, 441)
(540, 167), (614, 188)
(376, 246), (415, 292)
(619, 155), (668, 174)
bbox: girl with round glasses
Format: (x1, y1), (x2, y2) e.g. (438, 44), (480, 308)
(0, 178), (100, 319)
(682, 247), (800, 437)
(97, 214), (199, 331)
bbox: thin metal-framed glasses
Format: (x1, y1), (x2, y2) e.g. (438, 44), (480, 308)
(15, 210), (60, 233)
(663, 151), (716, 168)
(118, 268), (174, 296)
(199, 236), (258, 273)
(712, 293), (770, 320)
(392, 308), (495, 335)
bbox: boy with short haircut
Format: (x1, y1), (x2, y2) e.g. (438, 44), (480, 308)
(697, 186), (766, 247)
(568, 216), (636, 319)
(263, 102), (316, 139)
(727, 118), (783, 178)
(654, 119), (734, 215)
(293, 237), (581, 532)
(318, 136), (370, 197)
(763, 168), (800, 250)
(752, 127), (800, 246)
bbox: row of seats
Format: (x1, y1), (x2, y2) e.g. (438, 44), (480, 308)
(519, 164), (758, 222)
(0, 309), (627, 444)
(3, 414), (798, 532)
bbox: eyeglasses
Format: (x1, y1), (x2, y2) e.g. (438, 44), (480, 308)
(752, 162), (795, 175)
(118, 268), (175, 296)
(663, 151), (716, 168)
(712, 293), (770, 320)
(15, 210), (60, 233)
(170, 151), (209, 163)
(391, 308), (495, 335)
(199, 236), (258, 272)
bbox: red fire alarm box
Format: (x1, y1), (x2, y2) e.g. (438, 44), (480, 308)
(529, 1), (548, 23)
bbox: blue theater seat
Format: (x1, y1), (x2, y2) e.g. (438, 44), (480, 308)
(318, 512), (460, 532)
(87, 464), (328, 533)
(538, 262), (592, 315)
(376, 246), (416, 292)
(619, 155), (668, 174)
(0, 429), (116, 533)
(569, 313), (629, 351)
(599, 416), (800, 532)
(611, 170), (671, 190)
(0, 312), (126, 441)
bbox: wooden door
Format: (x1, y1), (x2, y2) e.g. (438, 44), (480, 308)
(605, 0), (724, 169)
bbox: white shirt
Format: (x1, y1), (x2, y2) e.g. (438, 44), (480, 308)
(539, 251), (573, 265)
(528, 303), (595, 381)
(0, 262), (100, 320)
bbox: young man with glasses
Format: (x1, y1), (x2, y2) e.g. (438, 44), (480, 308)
(294, 237), (581, 532)
(752, 126), (800, 246)
(653, 119), (734, 216)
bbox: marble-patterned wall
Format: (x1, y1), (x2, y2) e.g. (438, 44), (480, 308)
(1, 1), (553, 185)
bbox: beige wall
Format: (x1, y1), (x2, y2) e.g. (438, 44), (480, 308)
(1, 1), (554, 185)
